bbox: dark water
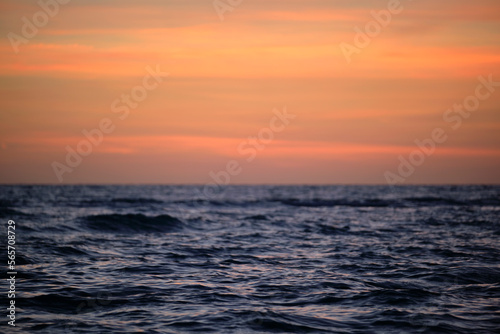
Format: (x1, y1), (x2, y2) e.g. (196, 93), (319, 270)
(1, 185), (499, 333)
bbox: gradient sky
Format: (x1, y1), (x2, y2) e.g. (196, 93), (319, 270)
(1, 0), (499, 184)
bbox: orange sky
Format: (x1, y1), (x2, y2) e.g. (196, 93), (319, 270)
(1, 0), (499, 184)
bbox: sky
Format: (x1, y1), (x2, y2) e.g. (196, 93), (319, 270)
(0, 0), (499, 185)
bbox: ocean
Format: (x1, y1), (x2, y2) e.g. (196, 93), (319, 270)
(0, 185), (499, 333)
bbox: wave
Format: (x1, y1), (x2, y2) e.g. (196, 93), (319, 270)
(83, 213), (183, 233)
(111, 198), (163, 205)
(276, 196), (500, 208)
(0, 199), (16, 207)
(78, 197), (163, 208)
(18, 293), (129, 315)
(278, 198), (396, 207)
(237, 309), (346, 332)
(0, 207), (30, 218)
(245, 215), (268, 221)
(160, 194), (500, 208)
(53, 246), (89, 256)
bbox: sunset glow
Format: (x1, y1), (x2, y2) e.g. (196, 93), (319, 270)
(1, 0), (499, 184)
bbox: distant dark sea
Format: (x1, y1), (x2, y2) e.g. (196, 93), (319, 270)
(0, 185), (499, 333)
